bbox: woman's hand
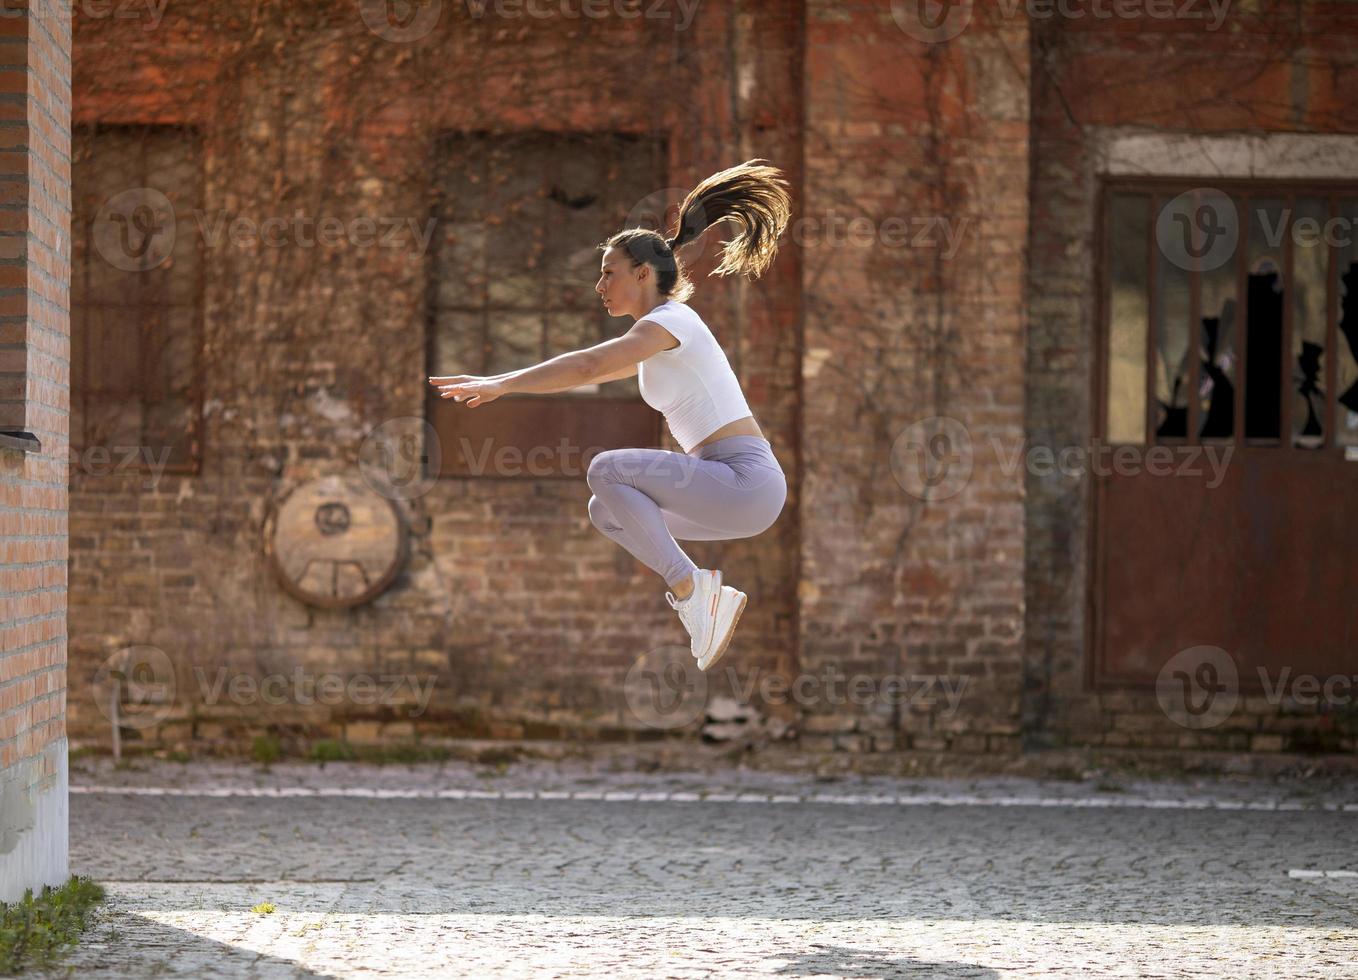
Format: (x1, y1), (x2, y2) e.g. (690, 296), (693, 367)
(427, 375), (507, 408)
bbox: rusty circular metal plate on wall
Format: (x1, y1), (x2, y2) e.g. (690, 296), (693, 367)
(263, 475), (408, 608)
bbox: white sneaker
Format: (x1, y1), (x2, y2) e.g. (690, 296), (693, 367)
(666, 568), (722, 661)
(698, 584), (747, 672)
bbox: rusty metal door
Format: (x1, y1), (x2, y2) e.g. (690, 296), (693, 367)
(1091, 182), (1358, 690)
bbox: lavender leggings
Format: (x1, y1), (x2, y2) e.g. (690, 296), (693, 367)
(586, 435), (787, 588)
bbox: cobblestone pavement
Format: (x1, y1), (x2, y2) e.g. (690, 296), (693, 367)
(45, 757), (1358, 978)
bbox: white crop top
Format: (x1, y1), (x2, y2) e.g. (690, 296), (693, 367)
(636, 300), (754, 454)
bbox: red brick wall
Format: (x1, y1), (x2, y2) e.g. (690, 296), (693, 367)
(56, 1), (1358, 761)
(1026, 4), (1358, 753)
(66, 1), (803, 750)
(797, 1), (1030, 752)
(79, 1), (1354, 762)
(0, 0), (72, 900)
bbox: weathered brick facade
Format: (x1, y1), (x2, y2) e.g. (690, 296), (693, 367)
(1025, 3), (1358, 755)
(60, 1), (1357, 762)
(797, 1), (1029, 753)
(0, 0), (72, 902)
(67, 1), (805, 752)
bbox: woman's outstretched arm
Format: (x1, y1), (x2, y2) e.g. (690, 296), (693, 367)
(429, 323), (661, 406)
(590, 363), (639, 384)
(496, 350), (597, 394)
(429, 350), (595, 406)
(488, 358), (634, 392)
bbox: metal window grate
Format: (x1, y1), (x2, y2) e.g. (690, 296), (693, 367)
(422, 131), (667, 479)
(1100, 179), (1358, 452)
(427, 131), (667, 399)
(72, 123), (204, 473)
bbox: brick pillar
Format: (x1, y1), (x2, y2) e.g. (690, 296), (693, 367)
(799, 2), (1030, 753)
(0, 0), (72, 903)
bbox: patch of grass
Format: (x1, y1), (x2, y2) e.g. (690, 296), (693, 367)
(250, 735), (283, 766)
(308, 739), (358, 764)
(250, 902), (276, 915)
(307, 739), (453, 766)
(0, 875), (106, 975)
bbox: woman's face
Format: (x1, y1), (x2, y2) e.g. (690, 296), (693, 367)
(595, 246), (651, 319)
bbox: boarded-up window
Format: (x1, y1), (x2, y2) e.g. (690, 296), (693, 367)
(426, 132), (664, 479)
(72, 124), (203, 474)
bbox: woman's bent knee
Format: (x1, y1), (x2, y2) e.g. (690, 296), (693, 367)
(586, 450), (622, 490)
(586, 494), (613, 530)
(755, 481), (788, 535)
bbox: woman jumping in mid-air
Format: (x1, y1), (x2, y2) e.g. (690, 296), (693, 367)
(428, 159), (791, 672)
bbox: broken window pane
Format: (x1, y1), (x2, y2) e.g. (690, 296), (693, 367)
(1291, 197), (1328, 448)
(1337, 199), (1358, 447)
(1245, 199), (1286, 440)
(1154, 204), (1191, 440)
(1107, 193), (1149, 445)
(1198, 192), (1238, 440)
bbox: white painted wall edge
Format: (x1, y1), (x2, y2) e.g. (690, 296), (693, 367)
(0, 739), (70, 904)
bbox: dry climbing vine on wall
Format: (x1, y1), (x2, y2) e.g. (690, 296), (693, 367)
(795, 6), (1009, 612)
(72, 0), (724, 688)
(75, 0), (693, 470)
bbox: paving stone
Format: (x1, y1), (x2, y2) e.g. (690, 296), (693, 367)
(42, 758), (1358, 978)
